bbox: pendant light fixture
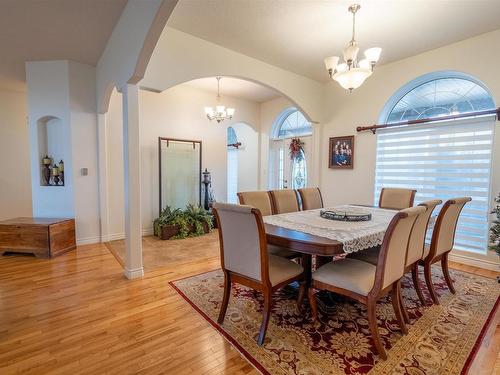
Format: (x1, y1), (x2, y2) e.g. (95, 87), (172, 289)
(324, 4), (381, 92)
(204, 76), (235, 123)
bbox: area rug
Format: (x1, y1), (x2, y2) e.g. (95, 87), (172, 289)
(170, 267), (499, 375)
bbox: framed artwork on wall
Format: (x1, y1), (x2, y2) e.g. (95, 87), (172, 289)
(329, 135), (354, 169)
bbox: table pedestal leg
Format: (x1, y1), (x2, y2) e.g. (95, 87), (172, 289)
(301, 254), (312, 288)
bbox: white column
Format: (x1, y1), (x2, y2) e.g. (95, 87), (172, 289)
(97, 113), (110, 242)
(122, 83), (144, 279)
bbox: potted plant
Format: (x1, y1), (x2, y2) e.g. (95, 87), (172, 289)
(154, 206), (190, 240)
(185, 204), (213, 235)
(489, 193), (500, 282)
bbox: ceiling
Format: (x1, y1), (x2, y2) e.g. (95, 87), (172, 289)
(0, 0), (126, 92)
(168, 0), (500, 83)
(183, 76), (281, 103)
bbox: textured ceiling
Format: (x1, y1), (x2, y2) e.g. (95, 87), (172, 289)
(168, 0), (500, 83)
(0, 0), (126, 91)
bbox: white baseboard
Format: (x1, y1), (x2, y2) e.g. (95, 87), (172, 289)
(124, 267), (144, 279)
(103, 228), (154, 243)
(76, 236), (101, 246)
(449, 252), (500, 271)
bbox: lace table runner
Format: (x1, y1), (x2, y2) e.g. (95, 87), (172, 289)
(263, 205), (398, 253)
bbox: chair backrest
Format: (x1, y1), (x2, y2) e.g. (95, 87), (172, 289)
(297, 187), (324, 210)
(428, 197), (471, 259)
(237, 191), (273, 216)
(212, 202), (268, 283)
(379, 188), (417, 210)
(375, 206), (425, 291)
(406, 199), (442, 267)
(269, 189), (300, 214)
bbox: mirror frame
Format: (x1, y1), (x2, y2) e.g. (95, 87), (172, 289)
(158, 137), (202, 216)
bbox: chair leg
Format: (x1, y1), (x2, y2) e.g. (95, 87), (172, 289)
(411, 264), (426, 306)
(398, 282), (410, 325)
(257, 290), (273, 346)
(297, 281), (306, 313)
(391, 281), (408, 334)
(367, 299), (387, 360)
(217, 271), (231, 324)
(308, 287), (318, 322)
(441, 253), (455, 294)
(424, 261), (440, 305)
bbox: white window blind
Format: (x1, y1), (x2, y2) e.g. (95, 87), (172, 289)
(374, 116), (495, 254)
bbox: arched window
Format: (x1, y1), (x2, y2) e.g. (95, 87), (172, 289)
(269, 108), (311, 189)
(227, 127), (238, 203)
(375, 72), (496, 254)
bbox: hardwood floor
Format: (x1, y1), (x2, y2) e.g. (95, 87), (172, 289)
(0, 236), (498, 374)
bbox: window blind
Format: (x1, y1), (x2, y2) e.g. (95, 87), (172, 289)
(374, 116), (495, 254)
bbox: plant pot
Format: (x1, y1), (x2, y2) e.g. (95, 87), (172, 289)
(202, 221), (210, 234)
(158, 224), (180, 240)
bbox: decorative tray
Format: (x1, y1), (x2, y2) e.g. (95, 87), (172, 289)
(320, 208), (372, 222)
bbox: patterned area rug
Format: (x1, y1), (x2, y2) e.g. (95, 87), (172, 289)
(170, 267), (499, 375)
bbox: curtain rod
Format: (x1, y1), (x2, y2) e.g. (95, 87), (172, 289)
(356, 107), (500, 134)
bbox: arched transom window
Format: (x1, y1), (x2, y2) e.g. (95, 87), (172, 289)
(387, 77), (495, 123)
(276, 109), (312, 138)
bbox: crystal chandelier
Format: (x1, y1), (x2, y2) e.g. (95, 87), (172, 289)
(324, 4), (381, 92)
(204, 76), (235, 123)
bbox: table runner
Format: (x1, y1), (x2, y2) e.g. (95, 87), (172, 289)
(263, 205), (398, 253)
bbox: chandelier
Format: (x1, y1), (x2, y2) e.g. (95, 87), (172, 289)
(324, 4), (381, 92)
(204, 76), (235, 123)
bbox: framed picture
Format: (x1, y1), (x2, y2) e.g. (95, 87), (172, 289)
(329, 135), (354, 169)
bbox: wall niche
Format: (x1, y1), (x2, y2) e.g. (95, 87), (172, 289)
(37, 116), (65, 186)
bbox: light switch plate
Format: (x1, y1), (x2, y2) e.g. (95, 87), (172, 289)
(81, 168), (88, 176)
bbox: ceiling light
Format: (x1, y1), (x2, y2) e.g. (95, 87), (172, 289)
(204, 77), (235, 123)
(324, 4), (381, 92)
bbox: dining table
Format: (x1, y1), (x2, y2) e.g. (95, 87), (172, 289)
(263, 205), (399, 285)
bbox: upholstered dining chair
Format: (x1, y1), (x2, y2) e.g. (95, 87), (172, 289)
(212, 202), (305, 345)
(269, 189), (300, 214)
(297, 187), (324, 210)
(379, 188), (417, 210)
(349, 200), (442, 316)
(308, 206), (425, 360)
(237, 190), (299, 259)
(422, 197), (471, 305)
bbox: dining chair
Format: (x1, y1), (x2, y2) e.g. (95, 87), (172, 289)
(269, 189), (300, 214)
(237, 190), (299, 259)
(422, 197), (471, 305)
(212, 202), (305, 345)
(297, 187), (324, 210)
(348, 200), (442, 314)
(379, 188), (417, 210)
(308, 206), (425, 360)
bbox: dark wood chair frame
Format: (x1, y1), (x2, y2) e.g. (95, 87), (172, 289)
(268, 189), (301, 215)
(213, 206), (306, 346)
(421, 198), (471, 305)
(378, 188), (417, 210)
(308, 211), (414, 360)
(297, 187), (324, 211)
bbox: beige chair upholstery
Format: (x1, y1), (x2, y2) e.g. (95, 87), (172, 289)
(431, 197), (471, 257)
(237, 191), (273, 216)
(269, 189), (300, 214)
(213, 202), (263, 281)
(297, 187), (324, 210)
(312, 258), (376, 295)
(380, 206), (426, 289)
(379, 188), (416, 210)
(346, 246), (379, 266)
(268, 255), (303, 286)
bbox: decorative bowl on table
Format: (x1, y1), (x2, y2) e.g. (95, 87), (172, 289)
(320, 207), (372, 222)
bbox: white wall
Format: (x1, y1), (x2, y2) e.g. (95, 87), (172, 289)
(106, 84), (262, 237)
(0, 89), (32, 220)
(321, 29), (500, 268)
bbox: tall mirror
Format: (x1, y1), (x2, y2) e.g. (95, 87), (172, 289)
(159, 138), (202, 214)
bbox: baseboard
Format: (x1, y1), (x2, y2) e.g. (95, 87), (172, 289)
(449, 252), (499, 271)
(76, 236), (101, 246)
(124, 267), (144, 279)
(104, 228), (154, 243)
